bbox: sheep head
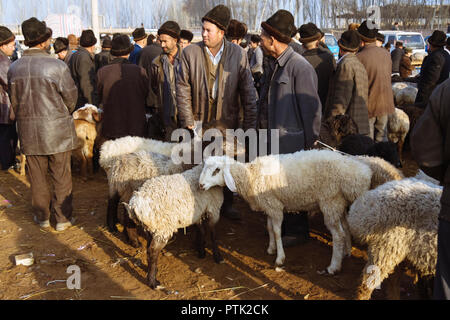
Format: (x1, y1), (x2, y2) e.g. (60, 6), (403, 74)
(199, 156), (236, 192)
(73, 104), (103, 124)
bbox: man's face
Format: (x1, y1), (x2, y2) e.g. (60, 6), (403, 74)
(57, 50), (67, 60)
(376, 40), (383, 47)
(250, 41), (258, 49)
(260, 30), (274, 56)
(202, 21), (224, 49)
(159, 34), (178, 54)
(1, 40), (15, 57)
(179, 39), (190, 49)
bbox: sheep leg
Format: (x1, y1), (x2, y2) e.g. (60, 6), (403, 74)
(269, 212), (286, 267)
(398, 139), (405, 163)
(195, 222), (207, 260)
(266, 216), (276, 256)
(384, 266), (402, 300)
(20, 154), (26, 176)
(146, 236), (168, 289)
(205, 214), (224, 264)
(340, 216), (353, 257)
(106, 193), (120, 232)
(123, 214), (140, 248)
(80, 154), (88, 181)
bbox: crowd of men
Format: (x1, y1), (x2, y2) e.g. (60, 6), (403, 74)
(0, 5), (449, 299)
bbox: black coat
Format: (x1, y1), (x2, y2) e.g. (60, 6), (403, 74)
(139, 44), (163, 78)
(95, 50), (113, 72)
(415, 48), (450, 108)
(391, 48), (404, 74)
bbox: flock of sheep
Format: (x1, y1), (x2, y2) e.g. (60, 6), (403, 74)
(67, 82), (437, 300)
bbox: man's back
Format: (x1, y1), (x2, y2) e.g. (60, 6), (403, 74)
(68, 47), (98, 108)
(139, 44), (163, 77)
(391, 47), (404, 74)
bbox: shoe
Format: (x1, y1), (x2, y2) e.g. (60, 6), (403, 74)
(221, 206), (242, 221)
(282, 235), (309, 248)
(33, 216), (50, 229)
(55, 217), (76, 232)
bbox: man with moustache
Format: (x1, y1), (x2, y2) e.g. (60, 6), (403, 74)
(176, 5), (257, 220)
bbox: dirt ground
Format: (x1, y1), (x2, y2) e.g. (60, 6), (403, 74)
(0, 150), (422, 301)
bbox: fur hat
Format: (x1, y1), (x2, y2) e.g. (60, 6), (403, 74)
(53, 37), (69, 54)
(180, 30), (194, 42)
(132, 27), (146, 42)
(102, 36), (112, 49)
(376, 32), (385, 43)
(298, 23), (322, 43)
(111, 34), (134, 57)
(80, 30), (97, 47)
(356, 21), (377, 42)
(404, 47), (413, 54)
(428, 30), (447, 47)
(158, 21), (181, 40)
(202, 5), (231, 31)
(338, 30), (361, 52)
(226, 19), (247, 40)
(0, 26), (15, 46)
(261, 10), (296, 44)
(22, 17), (53, 47)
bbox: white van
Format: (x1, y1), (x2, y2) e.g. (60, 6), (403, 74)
(379, 31), (426, 55)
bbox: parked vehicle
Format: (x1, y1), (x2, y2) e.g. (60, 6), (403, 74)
(379, 31), (426, 55)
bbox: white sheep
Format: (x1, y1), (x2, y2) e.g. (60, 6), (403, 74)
(387, 108), (410, 161)
(355, 156), (404, 189)
(123, 165), (224, 289)
(199, 150), (372, 274)
(395, 86), (418, 106)
(392, 82), (409, 98)
(348, 178), (441, 300)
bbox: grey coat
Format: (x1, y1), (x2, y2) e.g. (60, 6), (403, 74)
(259, 46), (322, 154)
(8, 49), (78, 156)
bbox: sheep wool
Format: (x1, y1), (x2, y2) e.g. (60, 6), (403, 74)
(354, 156), (404, 189)
(348, 178), (441, 300)
(200, 150), (373, 274)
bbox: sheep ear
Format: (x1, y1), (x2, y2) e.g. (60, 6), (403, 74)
(223, 166), (237, 193)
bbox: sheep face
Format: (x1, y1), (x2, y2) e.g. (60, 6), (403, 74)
(199, 156), (235, 192)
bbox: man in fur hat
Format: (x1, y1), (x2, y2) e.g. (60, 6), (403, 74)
(68, 29), (99, 110)
(179, 29), (194, 49)
(8, 18), (78, 232)
(176, 4), (257, 220)
(150, 21), (183, 141)
(129, 27), (147, 65)
(0, 26), (17, 171)
(226, 19), (247, 45)
(356, 21), (394, 142)
(54, 37), (72, 64)
(259, 10), (322, 248)
(95, 36), (113, 72)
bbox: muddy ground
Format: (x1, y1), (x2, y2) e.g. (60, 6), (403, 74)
(0, 151), (421, 301)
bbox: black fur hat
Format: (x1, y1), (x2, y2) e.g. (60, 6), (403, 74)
(338, 30), (361, 52)
(226, 19), (248, 40)
(202, 5), (231, 31)
(180, 29), (194, 42)
(53, 37), (69, 54)
(261, 10), (296, 44)
(22, 17), (53, 47)
(111, 34), (134, 57)
(0, 26), (15, 46)
(158, 21), (181, 40)
(356, 20), (378, 42)
(428, 30), (447, 47)
(132, 27), (146, 42)
(80, 30), (97, 47)
(102, 36), (112, 49)
(298, 23), (322, 43)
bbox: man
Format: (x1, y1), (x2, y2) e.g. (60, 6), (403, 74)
(411, 78), (450, 300)
(68, 29), (99, 110)
(176, 4), (257, 220)
(67, 34), (78, 53)
(0, 26), (17, 171)
(179, 29), (194, 49)
(248, 34), (264, 93)
(325, 30), (370, 137)
(129, 27), (146, 65)
(8, 18), (78, 232)
(139, 36), (163, 80)
(391, 41), (404, 75)
(97, 34), (149, 141)
(53, 37), (72, 64)
(399, 47), (414, 79)
(299, 23), (336, 112)
(258, 10), (322, 247)
(226, 19), (247, 45)
(95, 36), (113, 72)
(415, 30), (450, 109)
(147, 34), (156, 46)
(392, 22), (400, 31)
(376, 32), (385, 47)
(150, 21), (183, 141)
(356, 21), (395, 142)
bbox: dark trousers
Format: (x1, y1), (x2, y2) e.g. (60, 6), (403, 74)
(26, 151), (73, 224)
(0, 124), (18, 170)
(282, 212), (309, 238)
(434, 219), (450, 300)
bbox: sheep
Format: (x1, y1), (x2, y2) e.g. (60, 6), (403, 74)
(318, 115), (359, 149)
(348, 178), (441, 300)
(199, 150), (372, 274)
(105, 150), (186, 246)
(123, 164), (224, 289)
(392, 82), (409, 98)
(338, 135), (401, 168)
(72, 105), (103, 179)
(354, 156), (404, 189)
(412, 52), (426, 64)
(387, 108), (410, 162)
(395, 86), (418, 106)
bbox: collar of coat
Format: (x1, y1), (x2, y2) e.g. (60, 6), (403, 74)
(22, 48), (50, 57)
(110, 57), (132, 65)
(276, 46), (294, 67)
